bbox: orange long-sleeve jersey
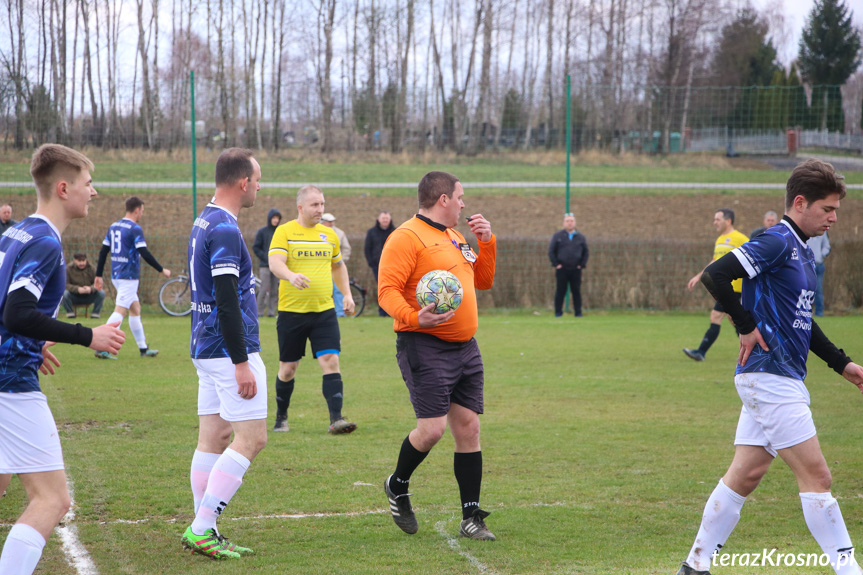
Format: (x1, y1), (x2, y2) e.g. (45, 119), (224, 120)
(377, 215), (496, 342)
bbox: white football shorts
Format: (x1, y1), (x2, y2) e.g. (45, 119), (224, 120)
(113, 279), (140, 309)
(0, 392), (65, 474)
(733, 372), (817, 457)
(194, 352), (268, 422)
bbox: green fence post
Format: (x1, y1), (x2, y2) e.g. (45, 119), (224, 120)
(191, 70), (197, 221)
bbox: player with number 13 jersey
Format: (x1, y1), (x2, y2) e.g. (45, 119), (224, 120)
(189, 203), (260, 360)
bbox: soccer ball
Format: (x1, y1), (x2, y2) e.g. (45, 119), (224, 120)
(416, 270), (463, 314)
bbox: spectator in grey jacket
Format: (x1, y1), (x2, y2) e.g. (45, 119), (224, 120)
(253, 208), (282, 316)
(807, 231), (830, 317)
(548, 213), (589, 317)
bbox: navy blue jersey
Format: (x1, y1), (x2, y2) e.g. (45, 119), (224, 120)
(189, 204), (260, 360)
(0, 216), (66, 393)
(731, 220), (817, 381)
(102, 218), (146, 279)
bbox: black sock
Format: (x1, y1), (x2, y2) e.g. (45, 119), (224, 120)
(390, 435), (429, 496)
(454, 451), (483, 520)
(275, 377), (295, 417)
(698, 323), (721, 355)
(139, 347), (148, 354)
(322, 373), (343, 423)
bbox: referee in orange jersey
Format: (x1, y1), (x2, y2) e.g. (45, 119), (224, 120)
(378, 171), (498, 541)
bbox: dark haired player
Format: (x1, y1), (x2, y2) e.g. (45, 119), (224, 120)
(181, 148), (267, 560)
(676, 159), (863, 575)
(683, 208), (748, 361)
(95, 196), (171, 358)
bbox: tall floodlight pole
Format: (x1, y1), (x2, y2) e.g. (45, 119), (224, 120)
(565, 74), (571, 213)
(191, 70), (198, 220)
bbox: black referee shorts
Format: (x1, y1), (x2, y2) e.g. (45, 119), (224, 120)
(277, 308), (341, 362)
(395, 331), (484, 419)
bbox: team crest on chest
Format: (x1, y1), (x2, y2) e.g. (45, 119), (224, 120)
(319, 233), (328, 242)
(459, 243), (476, 263)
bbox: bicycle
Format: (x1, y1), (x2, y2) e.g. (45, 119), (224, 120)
(159, 274), (193, 316)
(348, 277), (367, 317)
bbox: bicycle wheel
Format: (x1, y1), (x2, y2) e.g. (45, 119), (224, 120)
(349, 283), (366, 317)
(159, 276), (192, 316)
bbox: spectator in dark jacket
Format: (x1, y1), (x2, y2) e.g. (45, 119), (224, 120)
(253, 208), (282, 317)
(548, 212), (589, 317)
(61, 253), (105, 318)
(0, 204), (16, 234)
(364, 210), (395, 316)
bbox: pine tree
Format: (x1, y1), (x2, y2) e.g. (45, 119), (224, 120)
(797, 0), (862, 131)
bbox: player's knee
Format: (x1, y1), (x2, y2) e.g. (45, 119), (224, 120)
(811, 466), (832, 492)
(415, 426), (446, 449)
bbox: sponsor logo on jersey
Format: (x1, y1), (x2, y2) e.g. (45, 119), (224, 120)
(2, 228), (33, 243)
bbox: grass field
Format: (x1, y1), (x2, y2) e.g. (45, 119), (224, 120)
(3, 312), (863, 574)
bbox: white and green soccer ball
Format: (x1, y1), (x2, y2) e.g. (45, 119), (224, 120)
(415, 270), (463, 314)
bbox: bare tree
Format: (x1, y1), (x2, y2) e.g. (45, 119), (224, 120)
(315, 0), (337, 153)
(136, 0), (154, 148)
(468, 0), (492, 154)
(392, 0), (414, 153)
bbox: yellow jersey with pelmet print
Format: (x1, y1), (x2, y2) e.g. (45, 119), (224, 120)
(269, 220), (342, 313)
(714, 229), (749, 293)
(377, 215), (496, 343)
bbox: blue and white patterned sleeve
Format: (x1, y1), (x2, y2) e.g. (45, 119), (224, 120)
(8, 237), (63, 300)
(209, 222), (242, 278)
(731, 232), (788, 279)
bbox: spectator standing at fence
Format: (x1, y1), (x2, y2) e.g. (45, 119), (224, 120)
(321, 213), (351, 318)
(0, 204), (16, 234)
(808, 231), (831, 317)
(750, 210), (779, 239)
(253, 208), (281, 317)
(0, 144), (125, 575)
(95, 196), (171, 359)
(61, 253), (105, 319)
(683, 209), (748, 362)
(548, 212), (589, 317)
(365, 210), (395, 316)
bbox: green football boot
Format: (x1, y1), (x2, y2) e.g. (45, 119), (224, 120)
(181, 526), (241, 560)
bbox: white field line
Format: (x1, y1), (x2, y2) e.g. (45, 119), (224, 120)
(55, 479), (99, 575)
(434, 520), (498, 575)
(3, 181), (862, 191)
(4, 501), (568, 528)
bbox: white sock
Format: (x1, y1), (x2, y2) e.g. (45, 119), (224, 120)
(800, 492), (861, 575)
(190, 450), (222, 514)
(0, 523), (46, 575)
(128, 315), (146, 349)
(685, 479), (746, 571)
(190, 448), (250, 535)
(107, 311), (124, 327)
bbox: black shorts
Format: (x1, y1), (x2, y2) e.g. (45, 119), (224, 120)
(277, 309), (341, 362)
(396, 332), (484, 419)
(713, 292), (742, 313)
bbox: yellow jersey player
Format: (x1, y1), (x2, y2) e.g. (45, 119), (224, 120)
(683, 208), (749, 362)
(268, 185), (356, 434)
